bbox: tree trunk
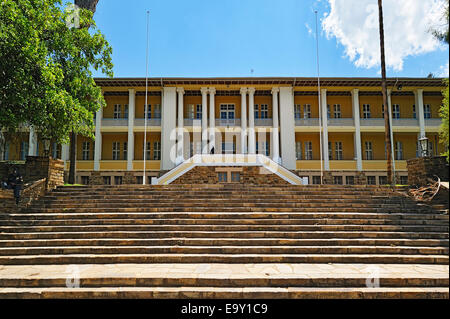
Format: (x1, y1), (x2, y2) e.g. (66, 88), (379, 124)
(68, 0), (99, 184)
(378, 0), (394, 185)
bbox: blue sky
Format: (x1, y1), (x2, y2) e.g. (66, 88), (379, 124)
(91, 0), (449, 78)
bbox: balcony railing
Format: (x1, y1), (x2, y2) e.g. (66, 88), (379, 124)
(328, 118), (354, 126)
(254, 118), (273, 126)
(101, 118), (128, 127)
(216, 119), (242, 127)
(424, 118), (442, 126)
(295, 118), (320, 126)
(134, 118), (161, 127)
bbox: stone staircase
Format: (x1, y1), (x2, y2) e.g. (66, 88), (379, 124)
(0, 184), (448, 298)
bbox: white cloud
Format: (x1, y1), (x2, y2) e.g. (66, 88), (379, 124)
(437, 61), (449, 77)
(305, 23), (314, 37)
(322, 0), (446, 71)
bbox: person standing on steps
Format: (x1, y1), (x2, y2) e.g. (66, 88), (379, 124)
(8, 167), (23, 205)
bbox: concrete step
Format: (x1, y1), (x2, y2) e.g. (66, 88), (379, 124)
(1, 286), (447, 299)
(1, 230), (447, 240)
(1, 238), (447, 248)
(4, 212), (448, 220)
(0, 253), (447, 265)
(1, 224), (448, 233)
(1, 218), (447, 226)
(0, 245), (447, 256)
(24, 207), (435, 214)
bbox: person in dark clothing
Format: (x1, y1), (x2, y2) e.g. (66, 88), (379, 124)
(7, 168), (23, 205)
(210, 146), (215, 155)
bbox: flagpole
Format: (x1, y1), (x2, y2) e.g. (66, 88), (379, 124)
(315, 11), (324, 184)
(143, 10), (150, 185)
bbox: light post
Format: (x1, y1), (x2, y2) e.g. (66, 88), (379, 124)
(419, 136), (429, 157)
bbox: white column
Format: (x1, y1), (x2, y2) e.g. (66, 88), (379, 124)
(201, 87), (208, 154)
(351, 89), (362, 171)
(248, 88), (256, 154)
(28, 126), (38, 156)
(127, 89), (135, 171)
(415, 89), (426, 138)
(176, 88), (185, 164)
(161, 87), (177, 170)
(271, 88), (280, 162)
(209, 87), (216, 153)
(94, 106), (103, 171)
(321, 89), (330, 171)
(240, 88), (248, 154)
(279, 87), (296, 169)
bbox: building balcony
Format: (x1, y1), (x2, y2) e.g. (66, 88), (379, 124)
(295, 118), (320, 126)
(101, 118), (128, 127)
(254, 118), (273, 126)
(328, 118), (355, 127)
(134, 118), (162, 127)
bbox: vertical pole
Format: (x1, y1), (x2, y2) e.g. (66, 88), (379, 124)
(143, 11), (150, 185)
(378, 0), (393, 185)
(315, 11), (324, 184)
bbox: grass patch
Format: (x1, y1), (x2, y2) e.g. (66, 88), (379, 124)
(63, 184), (84, 187)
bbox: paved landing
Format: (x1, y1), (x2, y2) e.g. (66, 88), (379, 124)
(0, 263), (448, 279)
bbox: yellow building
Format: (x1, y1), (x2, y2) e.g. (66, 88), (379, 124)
(1, 77), (446, 185)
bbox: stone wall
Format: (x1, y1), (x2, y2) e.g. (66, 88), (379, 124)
(0, 157), (64, 191)
(172, 166), (290, 185)
(0, 178), (46, 212)
(407, 156), (449, 186)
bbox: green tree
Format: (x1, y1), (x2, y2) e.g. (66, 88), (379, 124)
(0, 0), (112, 148)
(431, 0), (449, 44)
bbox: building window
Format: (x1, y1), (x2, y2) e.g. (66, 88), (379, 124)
(123, 142), (127, 160)
(395, 141), (403, 160)
(114, 176), (123, 185)
(363, 104), (371, 119)
(328, 142), (333, 160)
(260, 104), (268, 119)
(346, 176), (355, 185)
(82, 141), (90, 160)
(303, 104), (311, 119)
(312, 176), (321, 184)
(333, 176), (343, 185)
(327, 105), (331, 119)
(392, 104), (400, 119)
(400, 176), (408, 185)
(295, 142), (302, 160)
(153, 142), (161, 160)
(3, 142), (10, 160)
(145, 104), (152, 119)
(220, 104), (235, 123)
(231, 172), (240, 182)
(112, 142), (120, 160)
(81, 176), (90, 185)
(218, 172), (227, 182)
(196, 105), (202, 119)
(257, 142), (269, 156)
(20, 141), (29, 160)
(143, 142), (151, 160)
(412, 105), (416, 119)
(52, 143), (61, 159)
(305, 142), (313, 160)
(124, 104), (129, 119)
(294, 105), (301, 119)
(428, 141), (434, 156)
(154, 104), (161, 119)
(381, 104), (385, 115)
(103, 176), (111, 185)
(114, 104), (121, 119)
(334, 104), (341, 118)
(136, 176), (143, 184)
(367, 176), (376, 185)
(187, 105), (194, 119)
(379, 176), (387, 185)
(254, 104), (259, 119)
(365, 141), (373, 160)
(424, 104), (431, 119)
(222, 142), (235, 155)
(335, 142), (343, 160)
